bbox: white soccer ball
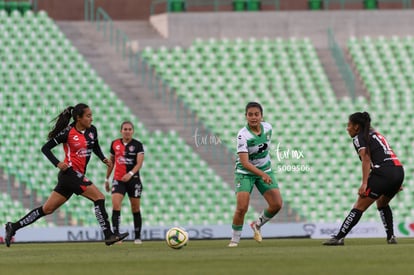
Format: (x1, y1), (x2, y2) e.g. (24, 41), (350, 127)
(165, 227), (189, 249)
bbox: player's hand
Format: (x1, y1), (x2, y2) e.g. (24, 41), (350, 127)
(121, 173), (132, 182)
(57, 162), (69, 171)
(104, 181), (110, 192)
(358, 183), (368, 197)
(103, 158), (112, 168)
(261, 173), (272, 184)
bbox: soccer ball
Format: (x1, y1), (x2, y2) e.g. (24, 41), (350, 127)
(165, 227), (189, 249)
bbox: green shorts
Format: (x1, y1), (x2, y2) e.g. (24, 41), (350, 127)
(234, 172), (279, 195)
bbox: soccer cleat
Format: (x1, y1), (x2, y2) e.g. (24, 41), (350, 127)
(250, 222), (262, 243)
(228, 242), (239, 247)
(387, 235), (397, 244)
(134, 239), (142, 245)
(323, 236), (344, 246)
(105, 232), (129, 246)
(5, 222), (15, 248)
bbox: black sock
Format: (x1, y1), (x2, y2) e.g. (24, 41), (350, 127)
(378, 205), (394, 239)
(133, 211), (142, 239)
(112, 210), (121, 235)
(94, 199), (112, 239)
(13, 206), (45, 231)
(336, 208), (363, 239)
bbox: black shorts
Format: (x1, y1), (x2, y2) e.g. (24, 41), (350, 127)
(111, 176), (143, 198)
(54, 167), (93, 199)
(366, 166), (404, 199)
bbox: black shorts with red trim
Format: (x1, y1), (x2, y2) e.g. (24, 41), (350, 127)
(111, 176), (143, 198)
(366, 166), (404, 199)
(54, 167), (93, 199)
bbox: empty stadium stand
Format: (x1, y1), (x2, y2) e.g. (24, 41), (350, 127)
(0, 10), (259, 227)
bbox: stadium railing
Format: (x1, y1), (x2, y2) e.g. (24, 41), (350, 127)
(85, 1), (236, 174)
(323, 0), (411, 9)
(327, 28), (356, 102)
(149, 0), (280, 15)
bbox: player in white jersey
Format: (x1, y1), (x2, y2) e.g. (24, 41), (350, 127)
(228, 102), (283, 247)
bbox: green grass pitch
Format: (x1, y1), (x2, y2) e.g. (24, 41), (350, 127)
(1, 238), (414, 275)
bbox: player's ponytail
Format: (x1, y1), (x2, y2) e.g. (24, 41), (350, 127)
(349, 111), (372, 155)
(361, 111), (371, 154)
(47, 103), (89, 139)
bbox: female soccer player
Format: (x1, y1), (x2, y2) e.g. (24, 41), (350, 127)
(324, 112), (404, 245)
(4, 103), (129, 247)
(104, 121), (145, 244)
(228, 102), (283, 247)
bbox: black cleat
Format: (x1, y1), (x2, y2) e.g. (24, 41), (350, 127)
(105, 232), (129, 246)
(323, 236), (344, 246)
(5, 222), (15, 247)
(387, 235), (397, 244)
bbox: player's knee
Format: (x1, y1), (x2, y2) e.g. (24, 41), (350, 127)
(235, 205), (249, 216)
(42, 205), (56, 215)
(269, 200), (282, 212)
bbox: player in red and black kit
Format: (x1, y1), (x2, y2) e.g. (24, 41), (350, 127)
(324, 112), (404, 246)
(104, 121), (145, 244)
(4, 103), (128, 247)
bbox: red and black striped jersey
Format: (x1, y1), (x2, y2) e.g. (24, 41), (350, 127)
(41, 124), (106, 174)
(352, 130), (402, 168)
(110, 138), (144, 181)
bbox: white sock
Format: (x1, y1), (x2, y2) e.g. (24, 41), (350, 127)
(231, 230), (242, 243)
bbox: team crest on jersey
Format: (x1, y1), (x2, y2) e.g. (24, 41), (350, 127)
(88, 132), (94, 139)
(129, 145), (135, 152)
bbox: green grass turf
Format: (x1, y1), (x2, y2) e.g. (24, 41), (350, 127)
(1, 238), (414, 275)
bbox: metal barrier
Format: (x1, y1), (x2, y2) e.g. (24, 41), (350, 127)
(85, 0), (236, 173)
(324, 0), (411, 9)
(150, 0), (280, 15)
(327, 28), (356, 102)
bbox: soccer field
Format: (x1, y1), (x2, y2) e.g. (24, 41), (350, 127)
(1, 238), (413, 275)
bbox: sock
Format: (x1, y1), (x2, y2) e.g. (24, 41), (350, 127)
(255, 209), (276, 228)
(231, 224), (243, 243)
(94, 199), (112, 239)
(112, 210), (121, 235)
(378, 205), (394, 239)
(133, 211), (142, 239)
(336, 208), (363, 239)
(13, 206), (45, 231)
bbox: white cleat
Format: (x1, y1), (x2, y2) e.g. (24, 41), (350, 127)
(134, 239), (143, 245)
(228, 242), (239, 247)
(250, 222), (262, 243)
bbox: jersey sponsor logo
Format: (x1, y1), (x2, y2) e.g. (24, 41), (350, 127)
(73, 135), (79, 141)
(117, 156), (134, 165)
(115, 144), (121, 151)
(76, 148), (92, 158)
(117, 156), (127, 164)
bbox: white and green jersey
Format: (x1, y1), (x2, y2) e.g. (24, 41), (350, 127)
(235, 122), (272, 175)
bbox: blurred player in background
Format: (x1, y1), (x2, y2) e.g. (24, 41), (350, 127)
(324, 112), (404, 246)
(4, 103), (128, 247)
(229, 102), (283, 247)
(105, 121), (145, 244)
